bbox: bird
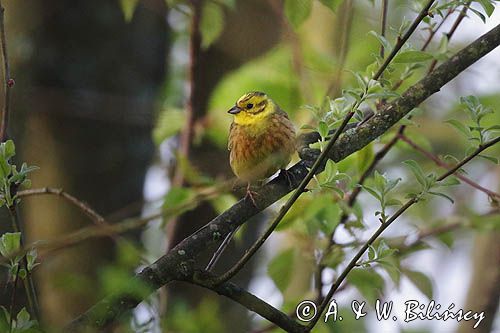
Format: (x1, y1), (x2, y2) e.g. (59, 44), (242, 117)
(227, 91), (296, 205)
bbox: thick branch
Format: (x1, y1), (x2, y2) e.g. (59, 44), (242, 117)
(190, 271), (306, 333)
(65, 23), (500, 332)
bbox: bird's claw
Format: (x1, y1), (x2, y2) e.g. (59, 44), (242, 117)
(280, 169), (296, 189)
(245, 184), (259, 207)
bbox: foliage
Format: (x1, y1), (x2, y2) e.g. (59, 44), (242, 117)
(0, 140), (37, 208)
(2, 1), (500, 332)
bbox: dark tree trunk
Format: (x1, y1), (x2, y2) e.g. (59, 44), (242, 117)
(4, 0), (169, 327)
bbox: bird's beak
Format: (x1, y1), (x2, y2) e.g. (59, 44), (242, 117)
(228, 105), (241, 115)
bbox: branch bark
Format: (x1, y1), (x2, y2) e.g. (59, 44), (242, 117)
(65, 23), (500, 332)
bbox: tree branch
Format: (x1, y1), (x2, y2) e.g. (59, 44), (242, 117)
(18, 187), (107, 225)
(0, 0), (12, 141)
(65, 23), (500, 332)
(306, 136), (500, 330)
(190, 271), (307, 333)
(398, 133), (500, 199)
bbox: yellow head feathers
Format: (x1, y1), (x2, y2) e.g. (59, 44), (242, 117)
(227, 92), (277, 125)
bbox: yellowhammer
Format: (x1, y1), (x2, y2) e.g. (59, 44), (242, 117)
(227, 91), (296, 204)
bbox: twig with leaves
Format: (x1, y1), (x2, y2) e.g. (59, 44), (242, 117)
(65, 21), (500, 333)
(306, 135), (500, 329)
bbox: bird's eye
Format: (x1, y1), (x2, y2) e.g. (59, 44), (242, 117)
(246, 103), (253, 109)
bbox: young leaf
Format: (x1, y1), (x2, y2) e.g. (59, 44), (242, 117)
(321, 246), (345, 269)
(347, 268), (384, 304)
(404, 269), (433, 299)
(200, 2), (225, 49)
(318, 0), (342, 11)
(285, 0), (313, 29)
(393, 50), (433, 63)
(403, 160), (426, 187)
(0, 306), (8, 332)
(119, 0), (139, 22)
(478, 0), (495, 17)
(368, 31), (392, 53)
(428, 191), (454, 204)
(478, 155), (498, 164)
(0, 232), (21, 257)
(360, 185), (382, 201)
(318, 121), (329, 139)
(268, 248), (295, 293)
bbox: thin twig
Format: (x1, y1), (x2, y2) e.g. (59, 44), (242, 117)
(2, 182), (230, 265)
(380, 0), (389, 58)
(8, 264), (20, 333)
(0, 0), (12, 141)
(215, 1), (435, 285)
(7, 207), (40, 322)
(205, 226), (239, 271)
(372, 0), (435, 79)
(399, 133), (500, 199)
(307, 136), (500, 329)
(18, 187), (107, 225)
(316, 3), (471, 300)
(421, 7), (454, 51)
(428, 1), (471, 72)
(214, 109), (357, 284)
(65, 23), (500, 331)
(323, 0), (354, 101)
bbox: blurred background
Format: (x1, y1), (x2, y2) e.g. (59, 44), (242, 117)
(0, 0), (499, 332)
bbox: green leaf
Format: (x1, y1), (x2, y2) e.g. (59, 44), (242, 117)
(357, 143), (374, 174)
(348, 70), (367, 90)
(4, 140), (15, 159)
(285, 0), (312, 29)
(318, 0), (342, 11)
(101, 267), (151, 299)
(0, 306), (8, 332)
(385, 198), (402, 206)
(18, 268), (27, 279)
(360, 185), (381, 201)
(26, 248), (38, 271)
(0, 232), (21, 257)
(164, 187), (194, 209)
(16, 307), (34, 330)
(478, 155), (498, 164)
(347, 268), (384, 303)
(318, 121), (329, 139)
(368, 31), (392, 53)
(321, 245), (344, 269)
(428, 191), (454, 204)
(393, 50), (433, 63)
(469, 7), (486, 23)
(119, 0), (139, 22)
(153, 108), (186, 145)
(485, 125), (500, 131)
(478, 0), (495, 17)
(268, 248), (295, 293)
(404, 269), (433, 299)
(403, 160), (426, 187)
(439, 176), (460, 187)
(373, 171), (386, 193)
(368, 245), (376, 260)
(200, 2), (225, 49)
(437, 231), (454, 248)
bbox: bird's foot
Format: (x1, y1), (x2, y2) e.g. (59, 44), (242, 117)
(245, 183), (259, 207)
(280, 169), (296, 189)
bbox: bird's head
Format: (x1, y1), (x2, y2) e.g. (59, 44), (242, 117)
(228, 91), (277, 125)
